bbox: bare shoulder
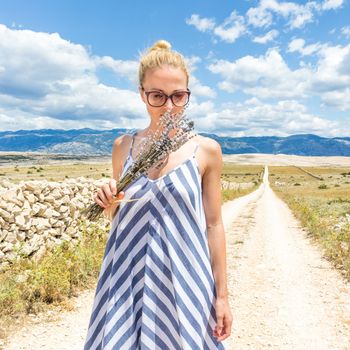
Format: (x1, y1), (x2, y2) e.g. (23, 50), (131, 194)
(193, 134), (222, 157)
(192, 134), (222, 176)
(111, 134), (133, 175)
(112, 134), (132, 156)
(112, 134), (132, 152)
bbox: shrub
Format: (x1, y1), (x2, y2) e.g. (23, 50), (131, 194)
(0, 221), (108, 320)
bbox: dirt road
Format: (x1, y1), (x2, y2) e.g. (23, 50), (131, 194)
(3, 166), (350, 349)
(224, 166), (350, 349)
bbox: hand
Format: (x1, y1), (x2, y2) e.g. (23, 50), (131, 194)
(94, 178), (125, 209)
(213, 296), (233, 342)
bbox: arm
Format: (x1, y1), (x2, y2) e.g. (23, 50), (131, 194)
(201, 137), (232, 341)
(102, 135), (129, 221)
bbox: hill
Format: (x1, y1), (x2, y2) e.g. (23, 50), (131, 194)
(0, 129), (349, 156)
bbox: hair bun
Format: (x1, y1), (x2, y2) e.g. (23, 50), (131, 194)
(139, 39), (189, 86)
(149, 40), (171, 52)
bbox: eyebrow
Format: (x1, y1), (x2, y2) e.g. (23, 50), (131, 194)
(146, 88), (187, 93)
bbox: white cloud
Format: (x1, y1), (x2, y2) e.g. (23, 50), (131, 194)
(246, 0), (342, 30)
(322, 0), (344, 10)
(188, 1), (346, 47)
(209, 41), (350, 112)
(0, 107), (148, 132)
(189, 76), (216, 98)
(310, 44), (350, 110)
(0, 24), (220, 132)
(208, 48), (310, 99)
(183, 56), (217, 99)
(252, 29), (279, 44)
(188, 98), (343, 137)
(287, 38), (326, 56)
(213, 11), (246, 43)
(185, 14), (215, 32)
(320, 89), (350, 111)
(4, 96), (344, 137)
(95, 56), (139, 84)
(246, 5), (273, 27)
(341, 26), (350, 38)
(0, 24), (150, 131)
(184, 55), (202, 73)
(0, 24), (95, 99)
(186, 11), (247, 43)
(247, 0), (318, 29)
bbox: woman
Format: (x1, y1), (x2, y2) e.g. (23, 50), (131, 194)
(84, 40), (232, 349)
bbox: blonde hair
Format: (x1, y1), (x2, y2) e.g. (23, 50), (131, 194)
(138, 40), (189, 87)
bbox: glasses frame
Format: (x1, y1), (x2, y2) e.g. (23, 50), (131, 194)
(141, 87), (191, 108)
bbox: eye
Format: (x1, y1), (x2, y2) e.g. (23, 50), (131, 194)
(152, 92), (165, 99)
(173, 92), (187, 101)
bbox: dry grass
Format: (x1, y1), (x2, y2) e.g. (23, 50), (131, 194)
(0, 163), (112, 183)
(222, 164), (264, 183)
(0, 221), (108, 338)
(1, 162), (264, 183)
(270, 166), (350, 281)
(221, 164), (263, 203)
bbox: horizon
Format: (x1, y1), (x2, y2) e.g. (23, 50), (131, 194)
(0, 1), (350, 137)
(1, 128), (349, 140)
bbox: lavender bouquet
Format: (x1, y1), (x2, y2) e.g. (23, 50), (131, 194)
(82, 110), (195, 221)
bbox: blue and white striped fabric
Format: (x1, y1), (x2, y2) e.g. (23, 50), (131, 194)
(84, 137), (226, 350)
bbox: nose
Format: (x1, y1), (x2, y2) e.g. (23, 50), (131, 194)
(164, 96), (175, 111)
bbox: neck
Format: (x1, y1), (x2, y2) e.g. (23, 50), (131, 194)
(146, 120), (159, 133)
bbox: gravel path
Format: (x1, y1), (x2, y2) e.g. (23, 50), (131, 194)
(3, 166), (350, 349)
(224, 166), (350, 350)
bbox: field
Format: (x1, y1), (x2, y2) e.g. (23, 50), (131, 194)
(0, 152), (263, 202)
(220, 163), (263, 202)
(270, 165), (350, 280)
(1, 152), (349, 287)
(0, 163), (113, 183)
(1, 152), (349, 340)
(0, 153), (111, 182)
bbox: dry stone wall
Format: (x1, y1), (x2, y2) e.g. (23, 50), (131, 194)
(0, 177), (254, 267)
(221, 179), (255, 190)
(0, 177), (109, 268)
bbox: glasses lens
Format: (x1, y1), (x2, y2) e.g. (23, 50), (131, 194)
(148, 92), (166, 107)
(171, 91), (189, 107)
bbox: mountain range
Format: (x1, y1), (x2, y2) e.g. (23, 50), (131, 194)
(1, 128), (350, 156)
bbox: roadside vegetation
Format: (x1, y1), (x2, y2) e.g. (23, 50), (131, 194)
(0, 163), (112, 183)
(221, 164), (264, 203)
(0, 221), (107, 338)
(270, 165), (350, 281)
(0, 162), (263, 337)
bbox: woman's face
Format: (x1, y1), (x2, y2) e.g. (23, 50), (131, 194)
(140, 65), (188, 123)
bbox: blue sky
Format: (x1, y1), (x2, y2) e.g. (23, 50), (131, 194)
(0, 0), (349, 137)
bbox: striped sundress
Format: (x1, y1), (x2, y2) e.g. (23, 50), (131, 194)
(84, 134), (226, 350)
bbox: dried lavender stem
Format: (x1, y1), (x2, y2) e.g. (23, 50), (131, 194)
(82, 110), (195, 221)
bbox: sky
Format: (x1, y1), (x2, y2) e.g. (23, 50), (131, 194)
(0, 0), (349, 137)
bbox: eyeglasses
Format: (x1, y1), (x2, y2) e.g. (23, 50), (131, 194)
(141, 87), (191, 107)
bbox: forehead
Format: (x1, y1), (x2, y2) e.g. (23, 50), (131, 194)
(143, 65), (187, 89)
